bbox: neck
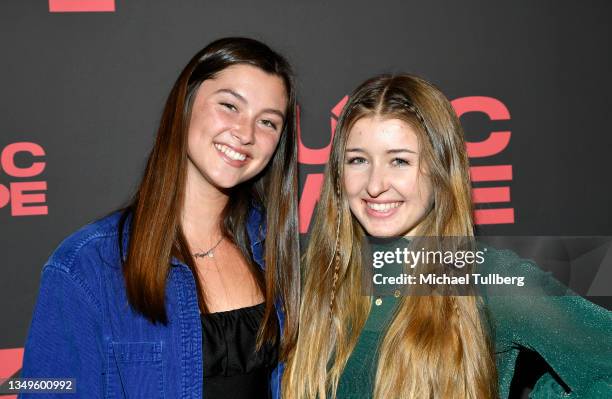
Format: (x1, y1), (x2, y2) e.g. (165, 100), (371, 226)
(181, 162), (229, 249)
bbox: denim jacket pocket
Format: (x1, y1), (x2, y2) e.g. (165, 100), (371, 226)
(107, 341), (164, 399)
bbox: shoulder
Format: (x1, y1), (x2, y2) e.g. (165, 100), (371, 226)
(478, 245), (576, 331)
(30, 211), (127, 318)
(246, 204), (266, 245)
(478, 245), (573, 297)
(45, 210), (125, 277)
(478, 245), (548, 283)
(479, 245), (529, 268)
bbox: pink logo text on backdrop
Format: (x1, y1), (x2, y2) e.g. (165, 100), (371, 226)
(298, 97), (348, 232)
(49, 0), (116, 12)
(0, 347), (24, 399)
(0, 142), (48, 217)
(452, 96), (514, 225)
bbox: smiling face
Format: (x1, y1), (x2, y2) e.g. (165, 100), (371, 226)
(186, 64), (288, 191)
(343, 116), (433, 237)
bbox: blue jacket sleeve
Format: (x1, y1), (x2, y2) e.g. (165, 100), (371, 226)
(19, 264), (104, 398)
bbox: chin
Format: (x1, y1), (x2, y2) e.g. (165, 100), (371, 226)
(360, 223), (402, 238)
(208, 168), (253, 187)
(368, 230), (402, 238)
(216, 178), (247, 190)
(203, 174), (241, 190)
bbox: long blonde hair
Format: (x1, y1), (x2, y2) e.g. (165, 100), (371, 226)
(283, 74), (497, 398)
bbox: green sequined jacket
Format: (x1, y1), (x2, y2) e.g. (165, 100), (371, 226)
(336, 248), (612, 398)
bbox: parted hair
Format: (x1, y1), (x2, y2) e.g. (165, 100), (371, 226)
(283, 74), (498, 398)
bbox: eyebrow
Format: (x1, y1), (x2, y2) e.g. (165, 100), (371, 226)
(214, 88), (285, 121)
(215, 88), (247, 103)
(345, 148), (417, 154)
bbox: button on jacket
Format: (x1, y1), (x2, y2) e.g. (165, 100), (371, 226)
(20, 208), (285, 398)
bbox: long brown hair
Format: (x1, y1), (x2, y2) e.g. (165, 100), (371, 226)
(119, 37), (299, 357)
(284, 74), (497, 398)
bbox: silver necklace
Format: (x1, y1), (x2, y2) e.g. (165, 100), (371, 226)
(193, 236), (223, 259)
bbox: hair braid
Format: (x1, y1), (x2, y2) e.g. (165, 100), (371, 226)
(328, 169), (343, 318)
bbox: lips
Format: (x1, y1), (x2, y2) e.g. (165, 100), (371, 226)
(366, 201), (402, 212)
(363, 200), (403, 217)
(214, 143), (248, 162)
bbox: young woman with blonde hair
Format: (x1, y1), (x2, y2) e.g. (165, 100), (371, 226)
(283, 74), (611, 399)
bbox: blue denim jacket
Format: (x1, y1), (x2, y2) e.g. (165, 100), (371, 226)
(20, 209), (285, 398)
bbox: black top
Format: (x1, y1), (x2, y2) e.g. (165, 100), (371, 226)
(201, 302), (278, 399)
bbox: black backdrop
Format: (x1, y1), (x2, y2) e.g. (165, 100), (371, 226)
(1, 1), (611, 397)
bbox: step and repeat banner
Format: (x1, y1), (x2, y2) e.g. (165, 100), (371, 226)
(1, 1), (611, 398)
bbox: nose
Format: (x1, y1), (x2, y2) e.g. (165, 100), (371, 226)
(366, 163), (389, 197)
(231, 116), (256, 145)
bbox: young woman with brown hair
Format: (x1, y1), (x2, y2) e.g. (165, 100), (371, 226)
(283, 74), (611, 399)
(21, 37), (299, 399)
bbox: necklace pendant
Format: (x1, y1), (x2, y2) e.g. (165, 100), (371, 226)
(192, 236), (223, 260)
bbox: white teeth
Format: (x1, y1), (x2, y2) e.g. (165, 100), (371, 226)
(215, 144), (247, 161)
(366, 202), (402, 212)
